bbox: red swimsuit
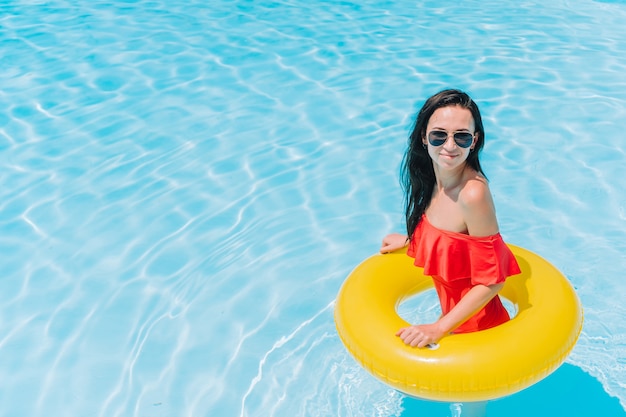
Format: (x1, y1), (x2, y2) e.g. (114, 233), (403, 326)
(406, 215), (521, 333)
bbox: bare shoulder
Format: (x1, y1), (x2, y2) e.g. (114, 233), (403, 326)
(459, 174), (499, 236)
(459, 175), (493, 207)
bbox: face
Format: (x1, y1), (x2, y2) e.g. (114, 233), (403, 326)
(423, 105), (476, 171)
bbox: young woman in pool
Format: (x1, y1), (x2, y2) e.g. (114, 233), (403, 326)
(380, 89), (521, 348)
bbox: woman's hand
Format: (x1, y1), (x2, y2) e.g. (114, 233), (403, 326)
(396, 323), (446, 348)
(380, 233), (409, 253)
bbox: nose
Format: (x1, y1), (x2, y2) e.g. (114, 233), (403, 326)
(442, 134), (458, 149)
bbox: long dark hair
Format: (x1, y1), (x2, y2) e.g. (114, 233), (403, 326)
(401, 89), (486, 238)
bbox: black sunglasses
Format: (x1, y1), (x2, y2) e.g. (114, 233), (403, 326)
(427, 130), (474, 148)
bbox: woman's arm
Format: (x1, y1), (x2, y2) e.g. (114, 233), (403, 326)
(396, 282), (504, 348)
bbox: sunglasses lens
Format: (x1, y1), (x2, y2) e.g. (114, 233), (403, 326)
(427, 131), (447, 146)
(453, 132), (473, 148)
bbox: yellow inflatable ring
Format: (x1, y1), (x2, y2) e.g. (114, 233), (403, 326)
(334, 244), (583, 402)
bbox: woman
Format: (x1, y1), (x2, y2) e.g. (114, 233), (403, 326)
(380, 89), (521, 348)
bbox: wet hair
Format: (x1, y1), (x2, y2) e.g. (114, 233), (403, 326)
(401, 89), (486, 237)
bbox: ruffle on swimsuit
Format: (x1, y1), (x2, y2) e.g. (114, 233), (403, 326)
(407, 214), (521, 333)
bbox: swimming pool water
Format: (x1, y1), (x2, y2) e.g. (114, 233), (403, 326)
(1, 0), (626, 416)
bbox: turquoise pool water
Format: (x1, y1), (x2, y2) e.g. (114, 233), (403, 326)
(1, 0), (626, 416)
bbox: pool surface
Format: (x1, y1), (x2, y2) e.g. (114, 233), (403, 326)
(1, 0), (626, 416)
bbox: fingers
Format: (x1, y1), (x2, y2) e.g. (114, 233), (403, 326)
(380, 238), (394, 253)
(396, 326), (437, 348)
(397, 327), (420, 346)
(380, 234), (408, 254)
(380, 242), (401, 254)
(380, 244), (393, 254)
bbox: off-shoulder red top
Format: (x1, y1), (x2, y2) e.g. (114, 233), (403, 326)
(406, 215), (521, 333)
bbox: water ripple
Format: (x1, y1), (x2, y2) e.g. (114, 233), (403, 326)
(1, 0), (626, 416)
